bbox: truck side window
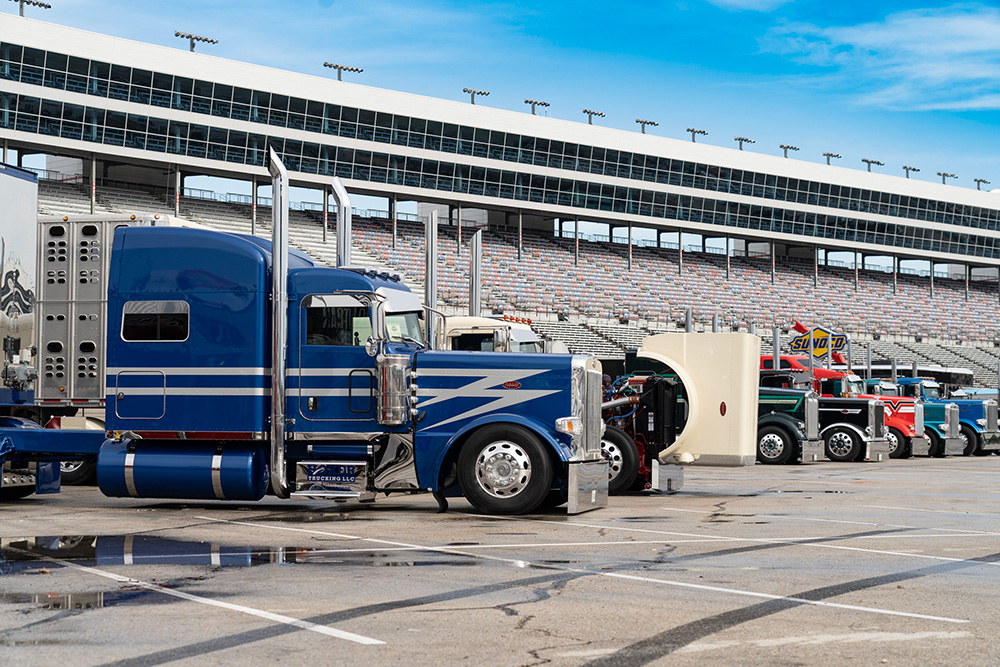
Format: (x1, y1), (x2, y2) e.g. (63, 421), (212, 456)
(121, 300), (189, 342)
(302, 293), (372, 347)
(305, 306), (369, 346)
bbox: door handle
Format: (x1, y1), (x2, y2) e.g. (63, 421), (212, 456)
(308, 396), (318, 412)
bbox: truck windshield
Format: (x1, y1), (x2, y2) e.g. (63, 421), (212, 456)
(847, 379), (865, 395)
(513, 340), (542, 353)
(923, 384), (941, 399)
(386, 311), (424, 345)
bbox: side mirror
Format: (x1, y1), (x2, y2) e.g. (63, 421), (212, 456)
(365, 336), (379, 357)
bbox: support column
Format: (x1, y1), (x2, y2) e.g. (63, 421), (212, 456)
(770, 241), (775, 284)
(251, 176), (257, 236)
(457, 203), (462, 249)
(678, 232), (683, 276)
(2, 138), (7, 164)
(813, 246), (818, 288)
(90, 155), (97, 215)
(930, 261), (935, 298)
(174, 167), (181, 217)
(322, 184), (328, 244)
(726, 236), (731, 280)
(574, 219), (579, 266)
(517, 210), (523, 261)
(627, 222), (632, 271)
(854, 251), (859, 291)
(389, 196), (397, 249)
(965, 264), (970, 301)
(892, 256), (897, 295)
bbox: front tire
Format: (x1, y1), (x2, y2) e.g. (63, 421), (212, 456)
(457, 424), (553, 515)
(887, 427), (908, 459)
(960, 424), (980, 456)
(824, 428), (862, 462)
(602, 426), (639, 494)
(757, 425), (795, 465)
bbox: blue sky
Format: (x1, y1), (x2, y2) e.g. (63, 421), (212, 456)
(11, 0), (1000, 200)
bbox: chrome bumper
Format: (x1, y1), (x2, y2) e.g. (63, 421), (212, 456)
(799, 438), (825, 463)
(861, 436), (890, 462)
(909, 435), (930, 457)
(944, 436), (965, 457)
(566, 460), (608, 514)
(981, 431), (1000, 452)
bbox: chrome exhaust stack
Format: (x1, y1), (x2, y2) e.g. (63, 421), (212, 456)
(425, 210), (439, 345)
(268, 148), (291, 499)
(331, 176), (351, 267)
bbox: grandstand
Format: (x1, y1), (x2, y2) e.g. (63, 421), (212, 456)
(30, 176), (1000, 387)
(4, 16), (1000, 388)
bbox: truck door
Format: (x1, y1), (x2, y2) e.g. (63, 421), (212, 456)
(295, 293), (378, 429)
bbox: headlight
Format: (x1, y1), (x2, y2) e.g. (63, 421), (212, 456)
(977, 418), (987, 427)
(797, 421), (806, 431)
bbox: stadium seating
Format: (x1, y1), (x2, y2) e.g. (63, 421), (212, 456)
(34, 179), (1000, 386)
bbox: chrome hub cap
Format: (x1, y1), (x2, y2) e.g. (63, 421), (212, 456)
(60, 461), (85, 474)
(475, 441), (530, 498)
(601, 438), (623, 481)
(759, 433), (785, 458)
(828, 432), (854, 457)
(887, 431), (899, 454)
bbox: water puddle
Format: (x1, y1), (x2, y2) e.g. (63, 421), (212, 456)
(1, 535), (479, 574)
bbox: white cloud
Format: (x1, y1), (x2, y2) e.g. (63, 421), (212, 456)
(761, 4), (1000, 111)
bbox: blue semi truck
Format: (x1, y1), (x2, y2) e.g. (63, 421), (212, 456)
(895, 377), (999, 456)
(0, 151), (608, 514)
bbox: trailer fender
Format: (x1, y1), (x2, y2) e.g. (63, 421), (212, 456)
(820, 422), (867, 441)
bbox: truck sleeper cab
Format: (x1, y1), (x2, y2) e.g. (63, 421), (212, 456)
(99, 225), (607, 515)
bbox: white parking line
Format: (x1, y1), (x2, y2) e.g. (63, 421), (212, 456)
(494, 516), (1000, 567)
(660, 507), (1000, 534)
(197, 517), (968, 625)
(6, 546), (384, 645)
(871, 505), (1000, 517)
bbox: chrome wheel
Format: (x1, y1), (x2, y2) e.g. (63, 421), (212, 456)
(886, 430), (899, 455)
(759, 432), (786, 459)
(827, 431), (855, 459)
(601, 437), (624, 482)
(60, 461), (86, 474)
(474, 441), (531, 498)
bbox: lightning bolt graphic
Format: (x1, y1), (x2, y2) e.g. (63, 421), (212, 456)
(415, 368), (560, 431)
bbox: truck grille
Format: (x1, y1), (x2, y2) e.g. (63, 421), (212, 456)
(582, 363), (602, 460)
(870, 401), (886, 438)
(914, 401), (924, 436)
(987, 400), (998, 433)
(805, 394), (819, 440)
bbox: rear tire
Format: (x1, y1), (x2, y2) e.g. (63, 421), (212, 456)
(602, 426), (639, 495)
(756, 425), (795, 465)
(457, 424), (553, 515)
(60, 460), (97, 485)
(887, 427), (907, 459)
(824, 428), (862, 462)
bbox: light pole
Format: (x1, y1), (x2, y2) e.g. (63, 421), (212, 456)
(779, 144), (799, 158)
(975, 178), (991, 191)
(635, 118), (658, 134)
(463, 88), (489, 104)
(583, 109), (605, 125)
(10, 0), (50, 16)
(524, 99), (549, 115)
(861, 158), (884, 172)
(902, 165), (920, 179)
(937, 171), (956, 185)
(175, 31), (218, 52)
(823, 152), (841, 165)
(734, 136), (754, 151)
(687, 128), (707, 142)
(323, 62), (363, 81)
